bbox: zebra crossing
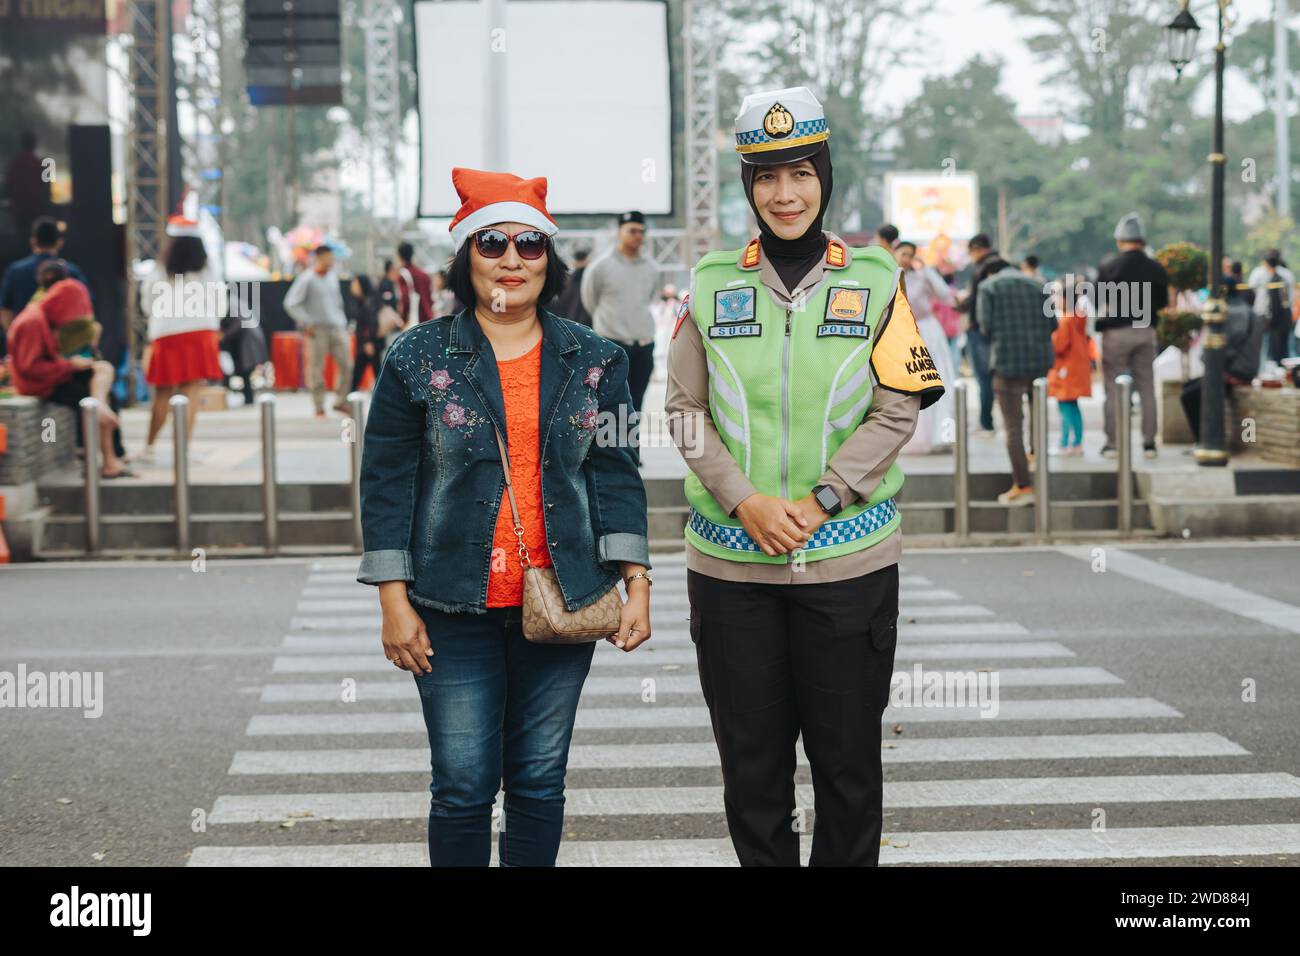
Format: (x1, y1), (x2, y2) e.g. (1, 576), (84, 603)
(188, 554), (1300, 866)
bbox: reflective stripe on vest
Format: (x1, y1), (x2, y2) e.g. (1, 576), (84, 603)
(688, 497), (898, 555)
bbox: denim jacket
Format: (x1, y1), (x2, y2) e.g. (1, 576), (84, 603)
(356, 308), (650, 613)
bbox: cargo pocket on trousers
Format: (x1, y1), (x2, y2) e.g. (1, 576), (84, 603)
(870, 610), (898, 651)
(868, 610), (899, 715)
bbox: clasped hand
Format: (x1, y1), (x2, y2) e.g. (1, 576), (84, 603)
(734, 492), (831, 557)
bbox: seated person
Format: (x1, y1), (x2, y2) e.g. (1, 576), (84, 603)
(6, 278), (133, 478)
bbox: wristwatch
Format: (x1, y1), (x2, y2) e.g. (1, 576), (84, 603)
(812, 484), (843, 517)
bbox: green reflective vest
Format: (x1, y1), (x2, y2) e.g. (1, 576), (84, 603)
(684, 240), (908, 564)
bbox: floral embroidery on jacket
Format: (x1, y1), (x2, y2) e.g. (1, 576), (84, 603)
(569, 404), (599, 432)
(414, 358), (484, 438)
(583, 366), (603, 388)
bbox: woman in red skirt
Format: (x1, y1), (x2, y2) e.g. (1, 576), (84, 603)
(138, 217), (226, 462)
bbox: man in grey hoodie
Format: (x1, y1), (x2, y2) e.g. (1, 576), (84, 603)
(284, 245), (353, 417)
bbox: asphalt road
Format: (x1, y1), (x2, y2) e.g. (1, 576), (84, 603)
(1, 540), (1298, 866)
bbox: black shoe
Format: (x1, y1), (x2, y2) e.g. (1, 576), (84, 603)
(1100, 445), (1117, 459)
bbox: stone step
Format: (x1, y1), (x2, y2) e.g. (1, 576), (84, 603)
(37, 480), (353, 516)
(38, 510), (355, 553)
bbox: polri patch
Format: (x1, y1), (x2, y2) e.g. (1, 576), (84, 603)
(714, 287), (756, 323)
(824, 286), (868, 323)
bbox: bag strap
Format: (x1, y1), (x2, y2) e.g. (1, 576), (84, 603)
(493, 425), (532, 568)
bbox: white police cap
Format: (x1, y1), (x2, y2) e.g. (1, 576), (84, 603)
(734, 86), (829, 165)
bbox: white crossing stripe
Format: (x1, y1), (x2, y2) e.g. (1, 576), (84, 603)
(897, 588), (962, 602)
(296, 599), (377, 613)
(305, 572), (365, 584)
(277, 635), (1078, 661)
(1059, 546), (1300, 634)
(899, 622), (1031, 640)
(187, 823), (1300, 867)
(258, 667), (1122, 703)
(290, 604), (1015, 624)
(243, 697), (1181, 735)
(206, 773), (1300, 825)
(898, 604), (994, 619)
(226, 732), (1248, 776)
(270, 648), (705, 671)
(291, 616), (378, 631)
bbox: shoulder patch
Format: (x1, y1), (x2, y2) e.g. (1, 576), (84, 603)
(826, 240), (846, 268)
(672, 293), (692, 339)
(870, 285), (946, 408)
(739, 239), (761, 270)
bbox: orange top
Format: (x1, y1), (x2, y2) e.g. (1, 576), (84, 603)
(486, 338), (551, 607)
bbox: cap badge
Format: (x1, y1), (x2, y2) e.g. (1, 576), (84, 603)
(763, 103), (794, 139)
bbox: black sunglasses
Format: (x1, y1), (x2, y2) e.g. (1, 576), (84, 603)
(471, 228), (548, 261)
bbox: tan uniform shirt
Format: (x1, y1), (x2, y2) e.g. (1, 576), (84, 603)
(665, 233), (922, 585)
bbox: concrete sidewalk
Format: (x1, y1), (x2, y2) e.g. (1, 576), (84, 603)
(71, 372), (1289, 488)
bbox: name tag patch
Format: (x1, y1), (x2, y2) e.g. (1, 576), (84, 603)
(708, 323), (762, 338)
(714, 287), (756, 323)
(817, 323), (871, 338)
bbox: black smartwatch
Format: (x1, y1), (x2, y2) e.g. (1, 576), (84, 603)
(812, 484), (842, 517)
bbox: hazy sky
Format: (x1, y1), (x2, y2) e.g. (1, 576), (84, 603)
(901, 0), (1291, 121)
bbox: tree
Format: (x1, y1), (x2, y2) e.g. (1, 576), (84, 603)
(989, 0), (1169, 144)
(714, 0), (920, 227)
(894, 56), (1042, 251)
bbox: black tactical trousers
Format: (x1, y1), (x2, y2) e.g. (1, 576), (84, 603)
(687, 563), (899, 866)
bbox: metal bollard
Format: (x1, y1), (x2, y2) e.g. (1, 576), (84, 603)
(952, 380), (969, 539)
(347, 391), (368, 552)
(1032, 377), (1050, 540)
(170, 394), (191, 554)
(78, 397), (101, 554)
(1114, 374), (1133, 535)
(258, 393), (279, 555)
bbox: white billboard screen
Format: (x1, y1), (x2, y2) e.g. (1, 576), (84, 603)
(415, 0), (672, 218)
(883, 172), (980, 243)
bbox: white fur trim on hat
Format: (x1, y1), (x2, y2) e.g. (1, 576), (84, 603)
(450, 201), (559, 251)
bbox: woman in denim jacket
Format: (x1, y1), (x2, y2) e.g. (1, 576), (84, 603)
(357, 168), (653, 866)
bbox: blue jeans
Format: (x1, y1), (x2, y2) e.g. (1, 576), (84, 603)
(965, 327), (995, 431)
(412, 604), (595, 866)
(1058, 399), (1083, 447)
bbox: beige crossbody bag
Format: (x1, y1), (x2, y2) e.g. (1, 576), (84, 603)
(493, 426), (623, 643)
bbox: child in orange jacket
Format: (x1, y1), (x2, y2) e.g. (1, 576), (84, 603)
(1048, 284), (1093, 456)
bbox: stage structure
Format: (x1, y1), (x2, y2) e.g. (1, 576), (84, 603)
(125, 0), (172, 402)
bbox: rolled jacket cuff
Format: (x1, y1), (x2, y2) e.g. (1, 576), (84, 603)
(357, 549), (414, 584)
(597, 532), (651, 569)
(713, 474), (760, 518)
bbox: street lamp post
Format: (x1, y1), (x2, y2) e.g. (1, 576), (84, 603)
(1166, 0), (1231, 467)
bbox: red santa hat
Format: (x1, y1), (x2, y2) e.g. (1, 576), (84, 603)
(448, 167), (559, 251)
(165, 213), (202, 238)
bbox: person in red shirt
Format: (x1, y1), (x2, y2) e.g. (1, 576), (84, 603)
(396, 241), (434, 323)
(7, 279), (132, 477)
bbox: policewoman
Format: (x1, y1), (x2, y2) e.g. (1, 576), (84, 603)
(665, 86), (945, 866)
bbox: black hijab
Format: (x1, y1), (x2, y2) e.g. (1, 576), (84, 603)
(740, 142), (833, 293)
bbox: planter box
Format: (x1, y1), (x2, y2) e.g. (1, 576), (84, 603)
(1232, 385), (1300, 467)
(1159, 378), (1242, 449)
(1160, 378), (1194, 444)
